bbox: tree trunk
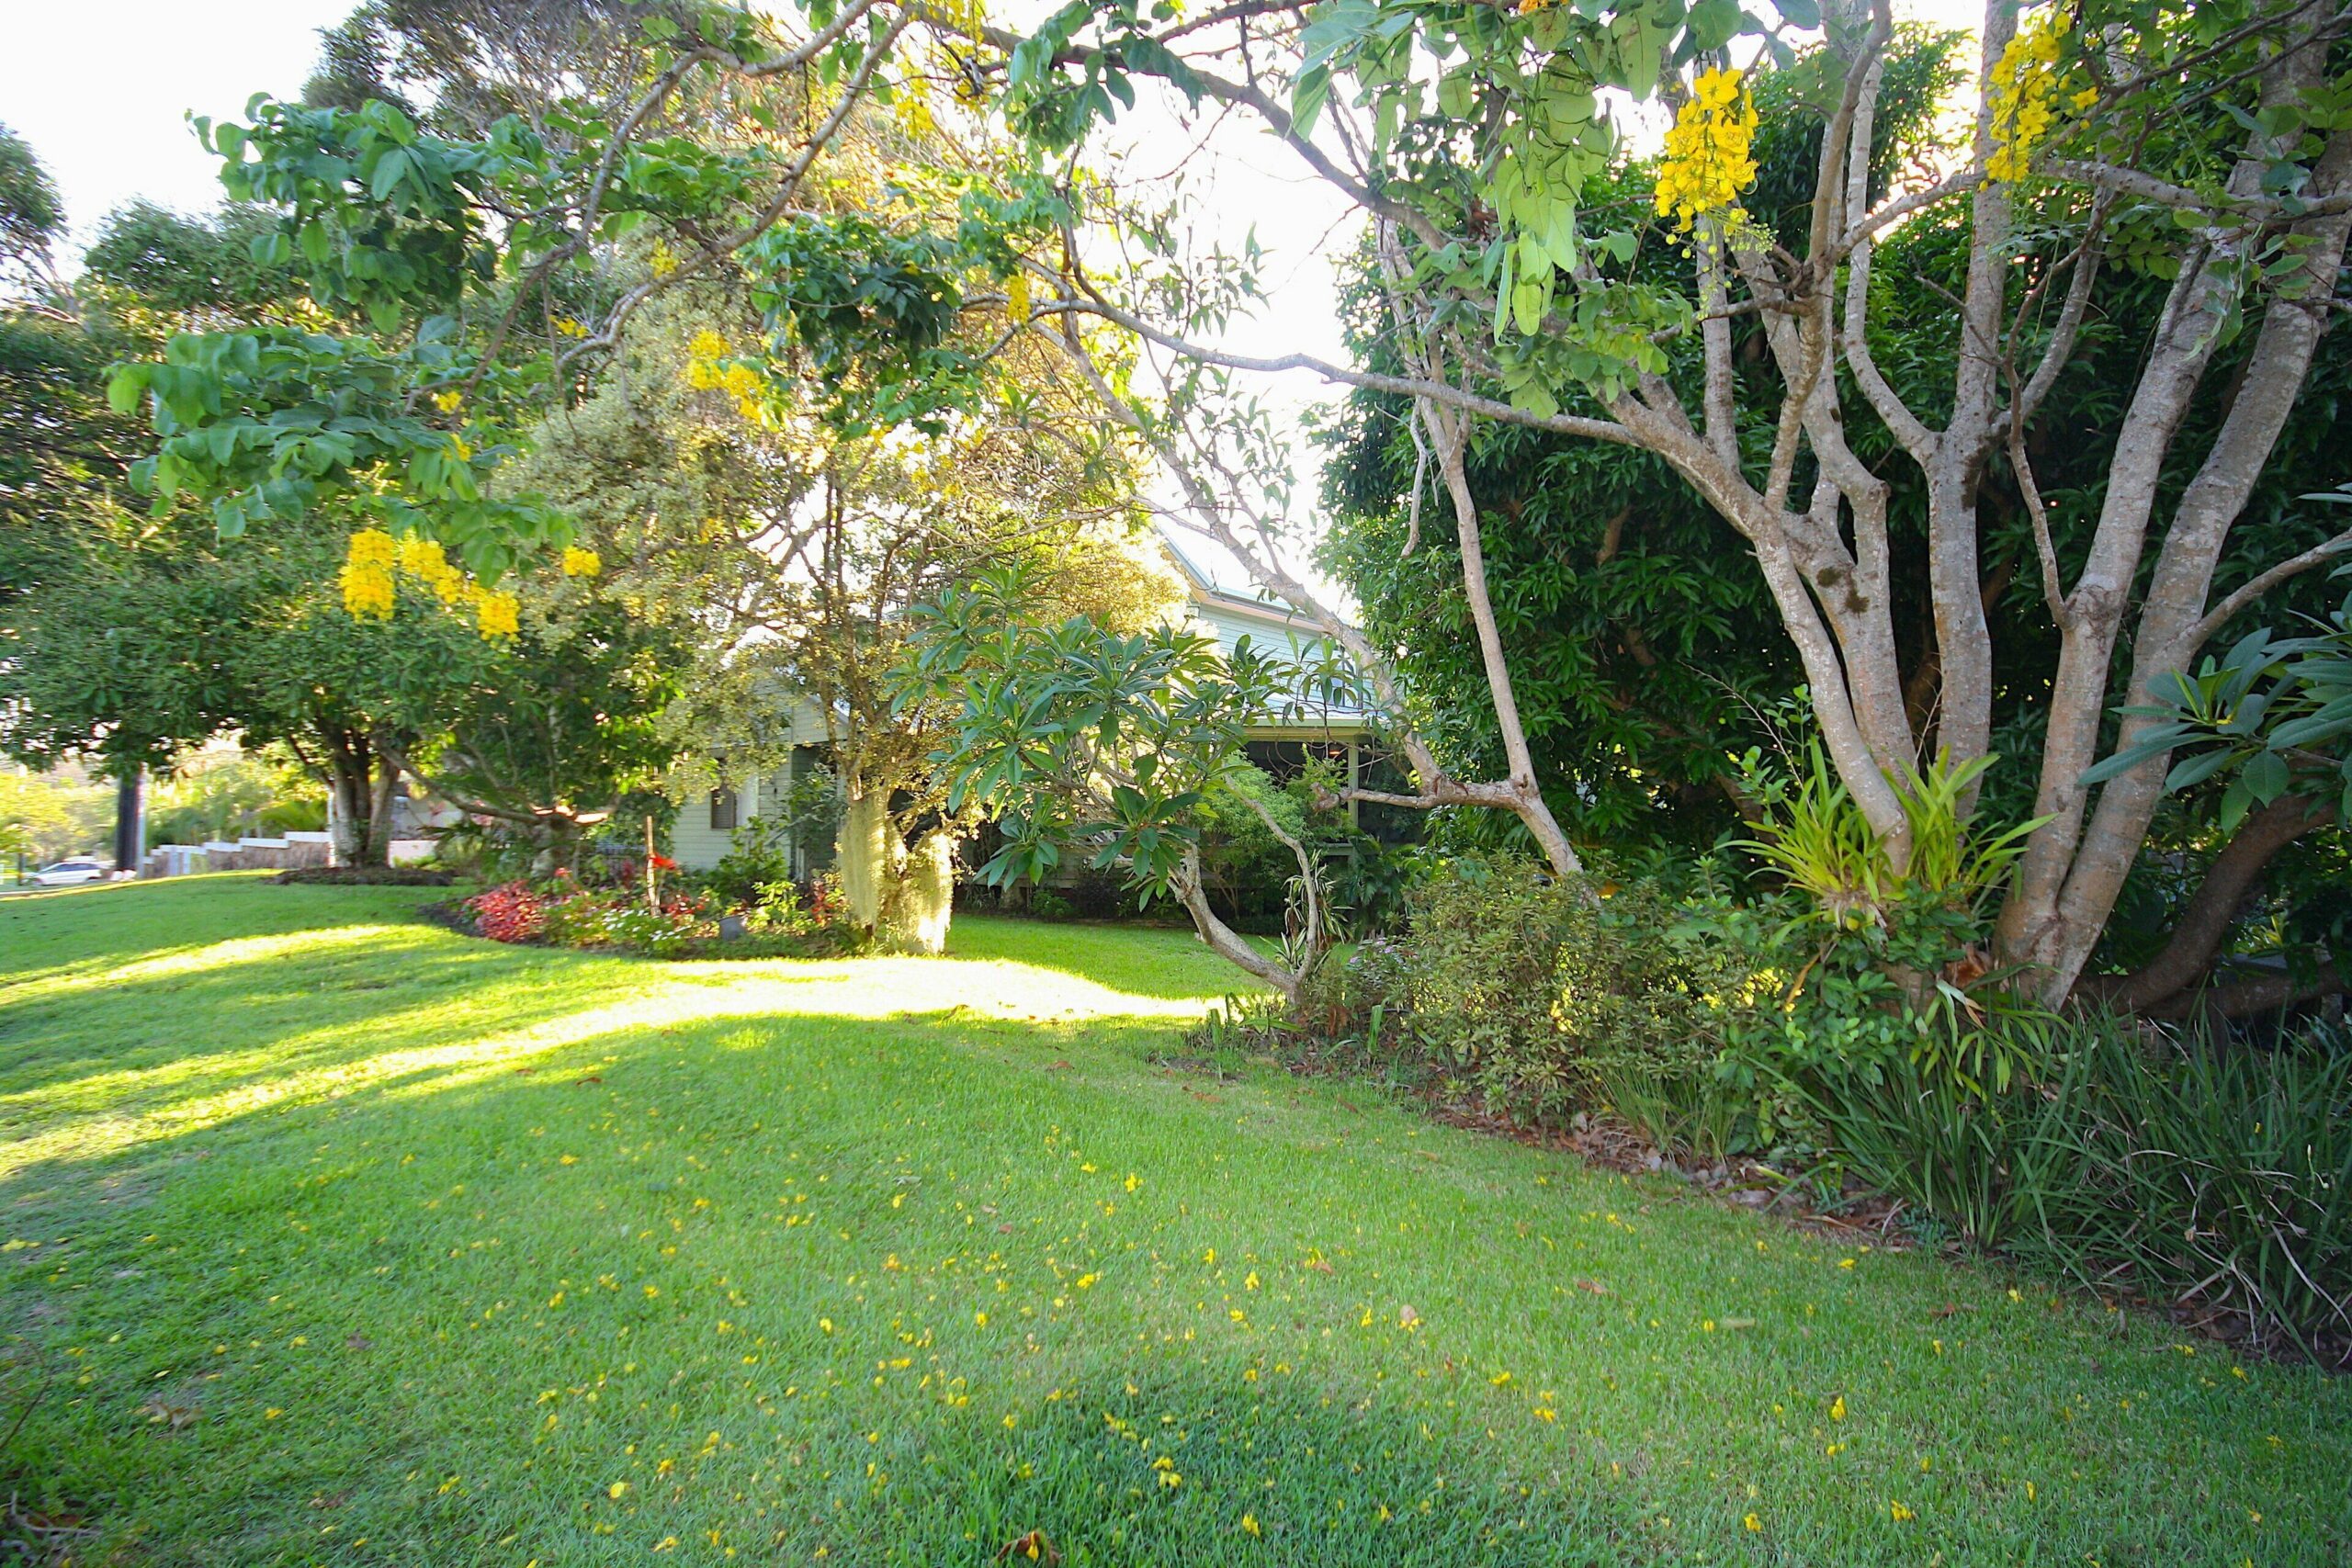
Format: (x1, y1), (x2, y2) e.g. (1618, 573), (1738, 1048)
(1416, 398), (1586, 879)
(321, 728), (391, 869)
(880, 830), (956, 955)
(367, 741), (401, 867)
(1170, 848), (1301, 1000)
(840, 788), (889, 931)
(2098, 795), (2336, 1014)
(1997, 29), (2346, 1002)
(2032, 152), (2352, 1001)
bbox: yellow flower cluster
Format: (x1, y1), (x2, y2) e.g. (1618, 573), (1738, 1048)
(649, 239), (679, 278)
(561, 546), (602, 578)
(684, 330), (767, 420)
(340, 528), (397, 620)
(891, 84), (935, 139)
(343, 527), (524, 637)
(1655, 68), (1758, 231)
(472, 585), (520, 639)
(400, 534), (467, 605)
(1986, 10), (2075, 183)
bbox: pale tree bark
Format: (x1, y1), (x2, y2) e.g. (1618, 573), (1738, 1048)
(1998, 29), (2351, 998)
(1916, 3), (2019, 783)
(999, 0), (2349, 1004)
(1042, 301), (1589, 878)
(1170, 846), (1303, 1000)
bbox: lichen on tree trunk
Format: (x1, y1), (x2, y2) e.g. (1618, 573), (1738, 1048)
(840, 790), (956, 953)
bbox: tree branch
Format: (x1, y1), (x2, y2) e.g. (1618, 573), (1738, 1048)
(2189, 526), (2352, 649)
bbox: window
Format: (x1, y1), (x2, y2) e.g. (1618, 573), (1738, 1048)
(709, 786), (738, 831)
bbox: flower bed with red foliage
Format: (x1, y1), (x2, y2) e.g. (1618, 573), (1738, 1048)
(448, 872), (863, 961)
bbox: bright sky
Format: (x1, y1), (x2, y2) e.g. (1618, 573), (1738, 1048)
(5, 0), (1986, 579)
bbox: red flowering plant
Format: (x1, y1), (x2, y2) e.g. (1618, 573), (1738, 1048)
(466, 880), (551, 943)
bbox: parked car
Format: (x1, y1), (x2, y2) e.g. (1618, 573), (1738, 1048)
(28, 859), (109, 887)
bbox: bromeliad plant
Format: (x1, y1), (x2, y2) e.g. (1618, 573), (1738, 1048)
(1738, 744), (2046, 934)
(901, 564), (1343, 998)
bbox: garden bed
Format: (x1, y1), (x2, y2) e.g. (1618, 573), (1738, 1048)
(421, 869), (868, 961)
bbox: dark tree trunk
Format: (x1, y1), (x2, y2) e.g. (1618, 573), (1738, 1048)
(367, 743), (401, 866)
(2090, 794), (2339, 1017)
(321, 728), (394, 869)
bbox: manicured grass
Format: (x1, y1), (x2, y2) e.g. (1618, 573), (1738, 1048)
(2, 876), (2346, 1565)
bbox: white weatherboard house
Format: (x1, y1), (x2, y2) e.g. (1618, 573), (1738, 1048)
(671, 690), (837, 874)
(671, 528), (1408, 873)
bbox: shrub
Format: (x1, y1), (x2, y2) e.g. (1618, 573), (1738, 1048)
(1566, 884), (1789, 1161)
(741, 879), (817, 936)
(1814, 1011), (2352, 1347)
(708, 817), (794, 909)
(1393, 858), (1584, 1115)
(466, 880), (551, 942)
(539, 889), (709, 956)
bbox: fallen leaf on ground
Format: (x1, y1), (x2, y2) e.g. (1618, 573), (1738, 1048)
(995, 1529), (1060, 1564)
(1575, 1280), (1611, 1296)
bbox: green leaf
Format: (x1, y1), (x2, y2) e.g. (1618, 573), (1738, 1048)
(106, 367), (147, 415)
(2241, 748), (2290, 804)
(1512, 276), (1548, 335)
(369, 148), (410, 202)
(1689, 0), (1742, 51)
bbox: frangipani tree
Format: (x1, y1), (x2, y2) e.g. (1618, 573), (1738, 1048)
(904, 566), (1335, 996)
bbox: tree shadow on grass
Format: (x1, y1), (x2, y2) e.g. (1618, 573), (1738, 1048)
(0, 1000), (1665, 1567)
(3, 897), (2349, 1565)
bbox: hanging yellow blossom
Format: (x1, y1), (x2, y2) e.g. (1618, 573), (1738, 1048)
(474, 587), (520, 639)
(433, 388), (463, 412)
(892, 83), (935, 139)
(1986, 10), (2075, 183)
(1007, 269), (1032, 322)
(718, 362), (766, 421)
(340, 528), (397, 620)
(561, 546), (603, 578)
(650, 239), (679, 277)
(553, 315), (588, 339)
(397, 534), (468, 605)
(398, 534), (446, 578)
(1656, 68), (1758, 231)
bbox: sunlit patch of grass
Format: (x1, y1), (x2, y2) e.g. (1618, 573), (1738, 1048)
(0, 876), (2345, 1565)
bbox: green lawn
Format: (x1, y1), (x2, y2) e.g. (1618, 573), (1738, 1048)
(2, 877), (2346, 1565)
